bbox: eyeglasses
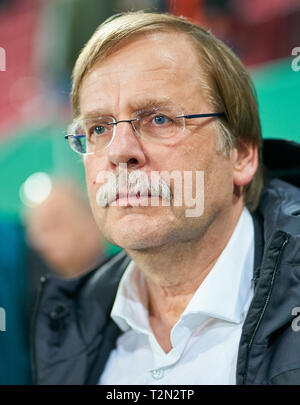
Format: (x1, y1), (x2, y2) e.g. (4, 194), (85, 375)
(65, 103), (225, 155)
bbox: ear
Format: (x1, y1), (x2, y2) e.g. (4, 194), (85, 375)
(232, 141), (258, 187)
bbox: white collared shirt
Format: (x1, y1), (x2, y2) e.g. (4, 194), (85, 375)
(99, 208), (254, 385)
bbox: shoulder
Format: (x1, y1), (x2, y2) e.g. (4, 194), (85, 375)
(257, 178), (300, 239)
(37, 250), (130, 345)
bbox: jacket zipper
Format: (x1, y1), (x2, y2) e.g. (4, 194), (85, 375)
(242, 234), (290, 384)
(30, 275), (48, 385)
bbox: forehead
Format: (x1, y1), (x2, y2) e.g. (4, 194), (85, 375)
(79, 31), (207, 116)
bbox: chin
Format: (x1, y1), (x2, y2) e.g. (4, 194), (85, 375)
(109, 228), (160, 250)
(105, 217), (169, 251)
(114, 237), (165, 251)
(94, 204), (179, 249)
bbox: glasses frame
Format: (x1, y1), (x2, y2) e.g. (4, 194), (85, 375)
(65, 112), (226, 155)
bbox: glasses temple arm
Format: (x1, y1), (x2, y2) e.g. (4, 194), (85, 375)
(176, 113), (226, 119)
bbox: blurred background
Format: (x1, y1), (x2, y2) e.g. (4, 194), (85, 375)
(0, 0), (299, 384)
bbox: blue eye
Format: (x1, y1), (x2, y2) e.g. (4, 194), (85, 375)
(153, 115), (168, 125)
(94, 125), (106, 135)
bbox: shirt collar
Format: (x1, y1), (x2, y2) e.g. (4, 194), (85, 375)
(181, 207), (254, 324)
(111, 207), (254, 333)
(111, 260), (150, 333)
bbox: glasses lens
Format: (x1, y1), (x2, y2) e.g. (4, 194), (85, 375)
(70, 136), (87, 154)
(133, 105), (184, 142)
(67, 117), (115, 154)
(66, 122), (87, 154)
(85, 117), (115, 152)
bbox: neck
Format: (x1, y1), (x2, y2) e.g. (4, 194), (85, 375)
(126, 203), (245, 328)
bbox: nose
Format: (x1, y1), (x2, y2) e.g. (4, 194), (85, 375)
(107, 120), (146, 169)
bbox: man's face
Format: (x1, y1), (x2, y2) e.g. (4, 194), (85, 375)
(25, 189), (95, 276)
(25, 192), (81, 271)
(80, 31), (237, 250)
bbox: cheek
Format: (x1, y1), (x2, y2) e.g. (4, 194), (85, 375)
(205, 156), (234, 205)
(83, 157), (105, 198)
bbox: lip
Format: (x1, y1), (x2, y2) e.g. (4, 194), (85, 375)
(110, 191), (154, 206)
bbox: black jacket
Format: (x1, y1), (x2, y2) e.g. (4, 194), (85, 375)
(31, 139), (300, 385)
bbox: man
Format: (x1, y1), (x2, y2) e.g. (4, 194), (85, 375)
(24, 180), (107, 279)
(32, 12), (300, 384)
(0, 180), (108, 385)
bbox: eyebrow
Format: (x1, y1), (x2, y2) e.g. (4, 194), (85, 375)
(78, 109), (111, 121)
(78, 97), (177, 120)
(129, 97), (175, 112)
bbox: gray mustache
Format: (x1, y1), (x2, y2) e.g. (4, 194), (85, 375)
(96, 170), (172, 207)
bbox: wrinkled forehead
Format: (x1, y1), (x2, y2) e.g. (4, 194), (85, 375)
(83, 29), (204, 82)
(78, 31), (210, 117)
